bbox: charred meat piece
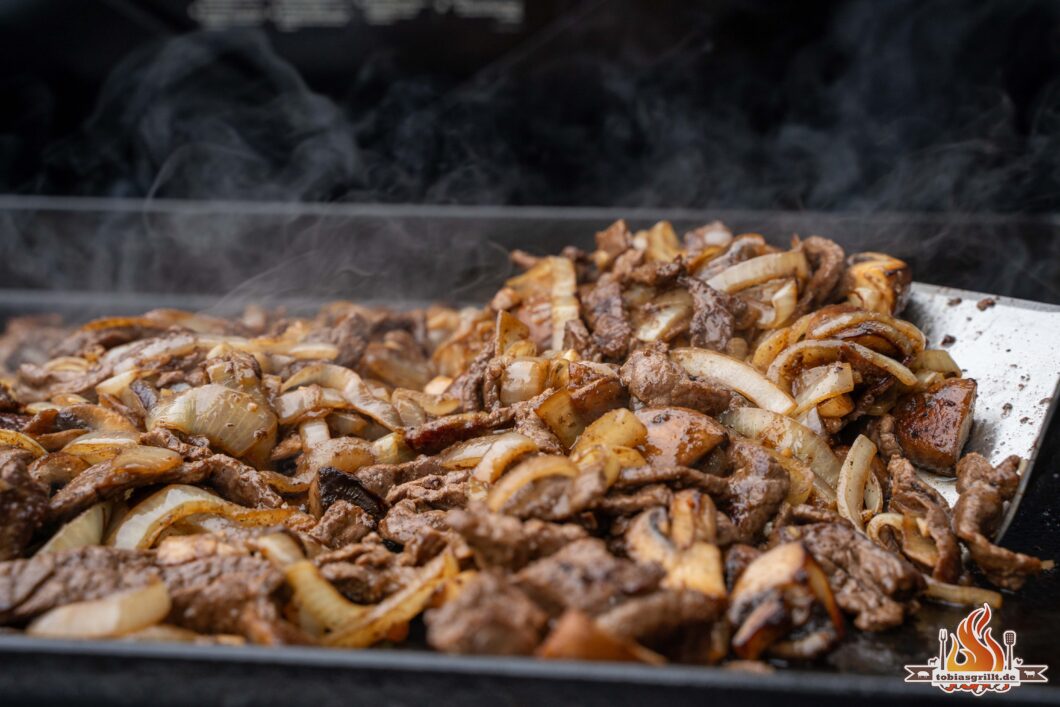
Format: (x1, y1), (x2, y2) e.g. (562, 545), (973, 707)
(892, 378), (976, 473)
(314, 466), (388, 519)
(779, 522), (924, 631)
(404, 409), (514, 455)
(954, 453), (1048, 590)
(0, 448), (47, 561)
(426, 572), (548, 655)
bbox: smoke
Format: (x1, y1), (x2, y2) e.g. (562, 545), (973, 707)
(22, 0), (1060, 213)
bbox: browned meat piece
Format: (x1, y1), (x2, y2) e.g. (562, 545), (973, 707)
(308, 310), (369, 369)
(595, 219), (632, 262)
(158, 552), (286, 638)
(796, 236), (845, 312)
(352, 456), (446, 498)
(954, 453), (1047, 590)
(499, 475), (572, 521)
(892, 378), (977, 472)
(308, 500), (375, 549)
(681, 277), (752, 351)
(51, 321), (164, 359)
(139, 428), (212, 461)
(404, 408), (514, 455)
(448, 342), (496, 413)
(48, 457), (209, 523)
(314, 466), (388, 519)
(426, 572), (548, 655)
(615, 464), (726, 492)
(447, 507), (587, 570)
(716, 441), (790, 544)
(865, 414), (903, 461)
(0, 315), (69, 374)
(0, 546), (160, 624)
(0, 449), (48, 561)
(515, 538), (662, 615)
(596, 589), (724, 648)
(581, 275), (632, 359)
(0, 383), (19, 413)
(624, 260), (684, 288)
(591, 484), (674, 517)
(562, 318), (600, 360)
(317, 539), (415, 603)
(200, 454), (283, 509)
(378, 499), (448, 546)
(16, 362), (113, 402)
(386, 470), (469, 509)
(511, 393), (564, 455)
(619, 343), (730, 414)
(0, 412), (29, 432)
(779, 522), (924, 631)
(887, 457), (961, 582)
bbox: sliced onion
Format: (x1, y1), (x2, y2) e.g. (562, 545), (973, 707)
(924, 577), (1003, 608)
(766, 339), (918, 391)
(571, 408), (648, 458)
(706, 249), (809, 294)
(423, 376), (454, 396)
(37, 503), (110, 555)
(327, 412), (369, 438)
(274, 385), (351, 425)
(792, 363), (855, 416)
(44, 356), (91, 373)
(281, 364), (401, 431)
(371, 432), (414, 465)
(324, 551), (459, 648)
(495, 310), (532, 355)
(108, 484), (295, 549)
(487, 455), (579, 512)
(721, 407), (841, 497)
(0, 429), (47, 458)
(807, 310), (925, 357)
(470, 432), (538, 483)
(549, 256), (580, 353)
(28, 581), (171, 638)
(836, 435), (877, 532)
(912, 349), (962, 378)
(750, 327), (792, 372)
(299, 418), (331, 448)
(500, 358), (551, 405)
(817, 394), (854, 418)
(902, 514), (940, 569)
(634, 289), (694, 343)
(671, 348), (796, 415)
(637, 220), (683, 263)
(866, 512), (904, 547)
(758, 278), (799, 329)
(254, 532), (306, 568)
(148, 384), (277, 464)
(300, 437), (375, 476)
(286, 559), (368, 632)
(61, 430), (140, 465)
(60, 404), (138, 434)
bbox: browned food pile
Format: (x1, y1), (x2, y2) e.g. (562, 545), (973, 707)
(0, 220), (1051, 663)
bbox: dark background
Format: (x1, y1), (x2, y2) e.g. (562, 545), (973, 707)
(2, 0), (1060, 211)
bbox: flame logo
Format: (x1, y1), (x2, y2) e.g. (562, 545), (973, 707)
(940, 604), (1009, 694)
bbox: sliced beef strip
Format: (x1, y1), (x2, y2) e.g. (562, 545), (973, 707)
(352, 456), (447, 499)
(954, 453), (1047, 590)
(385, 470), (469, 509)
(681, 277), (753, 351)
(0, 448), (48, 561)
(624, 260), (684, 288)
(404, 408), (515, 455)
(716, 441), (790, 544)
(425, 572), (548, 656)
(887, 457), (961, 582)
(581, 275), (632, 360)
(308, 500), (375, 549)
(0, 546), (160, 624)
(446, 507), (587, 570)
(590, 484), (674, 517)
(619, 343), (731, 414)
(515, 538), (663, 616)
(158, 553), (285, 638)
(865, 414), (904, 461)
(48, 457), (210, 523)
(378, 499), (449, 546)
(795, 236), (845, 313)
(200, 454), (283, 509)
(139, 428), (212, 461)
(779, 522), (924, 631)
(28, 452), (88, 490)
(562, 318), (600, 360)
